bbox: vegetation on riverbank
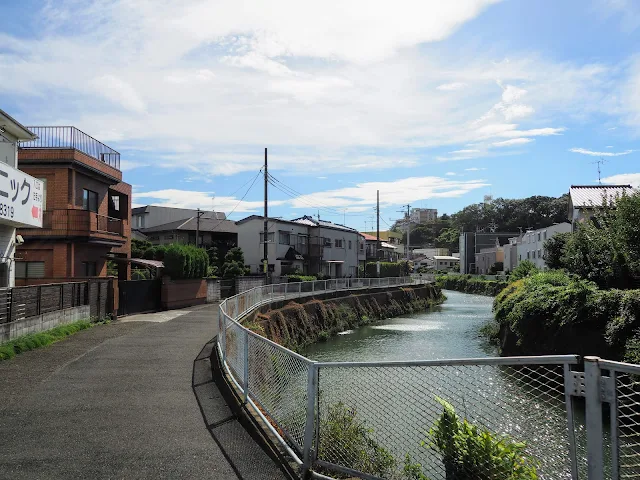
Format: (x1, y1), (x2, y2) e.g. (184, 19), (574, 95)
(436, 274), (508, 296)
(0, 320), (99, 361)
(246, 285), (445, 351)
(320, 398), (538, 479)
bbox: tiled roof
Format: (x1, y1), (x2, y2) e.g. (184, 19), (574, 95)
(570, 185), (632, 208)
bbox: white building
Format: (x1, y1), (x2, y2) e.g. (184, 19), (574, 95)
(568, 185), (632, 229)
(516, 222), (571, 269)
(503, 236), (521, 273)
(410, 208), (438, 224)
(0, 109), (43, 287)
(433, 255), (460, 271)
(236, 215), (364, 277)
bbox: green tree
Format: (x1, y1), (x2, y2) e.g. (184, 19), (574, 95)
(510, 260), (538, 282)
(221, 247), (249, 279)
(435, 227), (459, 252)
(543, 232), (570, 270)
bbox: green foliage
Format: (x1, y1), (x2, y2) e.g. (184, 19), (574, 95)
(320, 402), (397, 478)
(509, 260), (538, 282)
(365, 262), (407, 278)
(423, 397), (538, 480)
(286, 275), (317, 282)
(436, 227), (460, 252)
(131, 268), (151, 280)
(0, 320), (94, 361)
(163, 243), (209, 279)
(542, 232), (570, 270)
(436, 275), (508, 296)
(132, 238), (153, 258)
(547, 191), (640, 289)
(221, 247), (249, 279)
(154, 245), (166, 261)
(142, 246), (156, 260)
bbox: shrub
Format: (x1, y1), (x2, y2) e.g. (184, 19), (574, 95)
(287, 275), (316, 282)
(320, 402), (397, 478)
(436, 274), (508, 296)
(422, 397), (539, 480)
(365, 262), (407, 278)
(509, 260), (538, 283)
(163, 243), (209, 279)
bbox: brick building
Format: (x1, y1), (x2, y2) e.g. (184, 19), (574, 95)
(15, 127), (131, 285)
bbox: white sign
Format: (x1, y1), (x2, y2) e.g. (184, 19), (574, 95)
(0, 162), (43, 228)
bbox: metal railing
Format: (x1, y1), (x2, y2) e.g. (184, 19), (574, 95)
(19, 209), (124, 237)
(217, 279), (640, 480)
(19, 126), (121, 170)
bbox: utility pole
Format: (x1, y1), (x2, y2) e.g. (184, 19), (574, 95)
(406, 204), (411, 261)
(263, 148), (269, 280)
(376, 190), (380, 261)
(195, 208), (205, 247)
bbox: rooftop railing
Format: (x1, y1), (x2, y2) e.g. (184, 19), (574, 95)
(19, 126), (120, 170)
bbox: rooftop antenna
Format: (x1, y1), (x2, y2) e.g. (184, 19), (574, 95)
(592, 157), (607, 185)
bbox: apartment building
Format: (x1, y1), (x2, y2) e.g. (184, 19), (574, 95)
(459, 231), (519, 274)
(363, 230), (404, 256)
(361, 233), (400, 262)
(16, 126), (131, 284)
(0, 110), (42, 287)
(236, 215), (364, 277)
(411, 208), (438, 224)
(516, 222), (571, 269)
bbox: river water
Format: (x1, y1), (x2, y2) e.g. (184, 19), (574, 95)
(302, 290), (583, 480)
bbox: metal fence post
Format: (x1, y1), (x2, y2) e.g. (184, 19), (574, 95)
(312, 281), (315, 293)
(563, 363), (579, 480)
(243, 329), (249, 404)
(302, 363), (319, 474)
(221, 314), (227, 365)
(610, 369), (620, 480)
(585, 356), (605, 480)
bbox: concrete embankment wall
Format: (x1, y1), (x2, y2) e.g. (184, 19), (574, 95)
(243, 284), (444, 352)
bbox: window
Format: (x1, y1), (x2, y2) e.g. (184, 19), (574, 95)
(149, 235), (159, 241)
(324, 237), (332, 248)
(15, 261), (45, 279)
(543, 231), (547, 240)
(82, 262), (97, 277)
(82, 189), (98, 212)
(537, 232), (541, 241)
(298, 235), (307, 245)
(538, 249), (541, 258)
(36, 178), (47, 211)
(164, 234), (174, 240)
(348, 240), (352, 249)
(259, 232), (275, 243)
(519, 254), (522, 260)
(527, 251), (530, 259)
(279, 231), (290, 245)
(359, 242), (364, 251)
(335, 239), (343, 248)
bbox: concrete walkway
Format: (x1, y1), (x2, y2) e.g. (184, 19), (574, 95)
(0, 304), (288, 479)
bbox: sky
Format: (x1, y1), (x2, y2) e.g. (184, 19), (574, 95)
(1, 0), (639, 231)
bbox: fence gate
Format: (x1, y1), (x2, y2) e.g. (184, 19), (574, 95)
(118, 279), (161, 316)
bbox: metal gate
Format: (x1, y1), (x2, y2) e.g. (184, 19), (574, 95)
(118, 279), (161, 316)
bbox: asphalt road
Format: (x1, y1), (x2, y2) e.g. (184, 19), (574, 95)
(0, 304), (287, 480)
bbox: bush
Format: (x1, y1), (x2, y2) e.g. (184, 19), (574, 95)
(509, 260), (538, 282)
(221, 247), (249, 279)
(436, 274), (508, 296)
(287, 275), (317, 282)
(415, 397), (538, 480)
(365, 262), (407, 278)
(163, 243), (209, 279)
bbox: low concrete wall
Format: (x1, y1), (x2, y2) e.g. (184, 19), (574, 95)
(236, 276), (265, 294)
(0, 305), (91, 342)
(206, 279), (221, 303)
(161, 278), (207, 310)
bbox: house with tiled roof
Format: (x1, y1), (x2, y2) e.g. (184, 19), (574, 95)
(568, 185), (633, 229)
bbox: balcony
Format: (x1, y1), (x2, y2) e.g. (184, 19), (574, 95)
(19, 126), (121, 171)
(19, 209), (126, 245)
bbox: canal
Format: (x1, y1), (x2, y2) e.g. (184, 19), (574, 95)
(302, 290), (584, 479)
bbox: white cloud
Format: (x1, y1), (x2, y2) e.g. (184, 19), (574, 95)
(601, 172), (640, 188)
(90, 75), (146, 113)
(437, 82), (467, 91)
(569, 147), (634, 157)
(445, 172), (457, 176)
(165, 69), (216, 84)
(290, 176), (490, 210)
(492, 137), (533, 147)
(450, 149), (480, 154)
(465, 167), (486, 171)
(606, 145), (613, 148)
(134, 188), (286, 213)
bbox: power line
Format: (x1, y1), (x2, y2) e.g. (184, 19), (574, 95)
(209, 168), (263, 232)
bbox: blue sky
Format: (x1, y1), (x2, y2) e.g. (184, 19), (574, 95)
(1, 0), (639, 231)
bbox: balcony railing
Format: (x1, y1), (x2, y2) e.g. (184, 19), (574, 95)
(19, 126), (121, 170)
(20, 209), (124, 238)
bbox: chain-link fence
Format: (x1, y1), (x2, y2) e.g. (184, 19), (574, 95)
(217, 278), (640, 480)
(314, 358), (578, 480)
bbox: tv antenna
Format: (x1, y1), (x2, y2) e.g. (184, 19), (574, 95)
(592, 157), (607, 185)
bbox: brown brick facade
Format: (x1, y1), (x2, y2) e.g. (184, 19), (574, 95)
(16, 147), (131, 284)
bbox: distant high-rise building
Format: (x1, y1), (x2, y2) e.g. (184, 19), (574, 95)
(410, 208), (438, 224)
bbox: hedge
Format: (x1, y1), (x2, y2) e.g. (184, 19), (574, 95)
(436, 274), (508, 296)
(365, 262), (409, 278)
(163, 243), (209, 279)
(287, 275), (317, 283)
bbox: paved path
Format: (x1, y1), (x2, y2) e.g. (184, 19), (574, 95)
(0, 304), (288, 480)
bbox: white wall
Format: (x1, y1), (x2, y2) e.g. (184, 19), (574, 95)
(0, 132), (18, 286)
(516, 223), (572, 269)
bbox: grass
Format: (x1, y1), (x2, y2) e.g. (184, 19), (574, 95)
(0, 319), (102, 361)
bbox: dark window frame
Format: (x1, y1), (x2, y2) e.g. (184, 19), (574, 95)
(83, 189), (99, 212)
